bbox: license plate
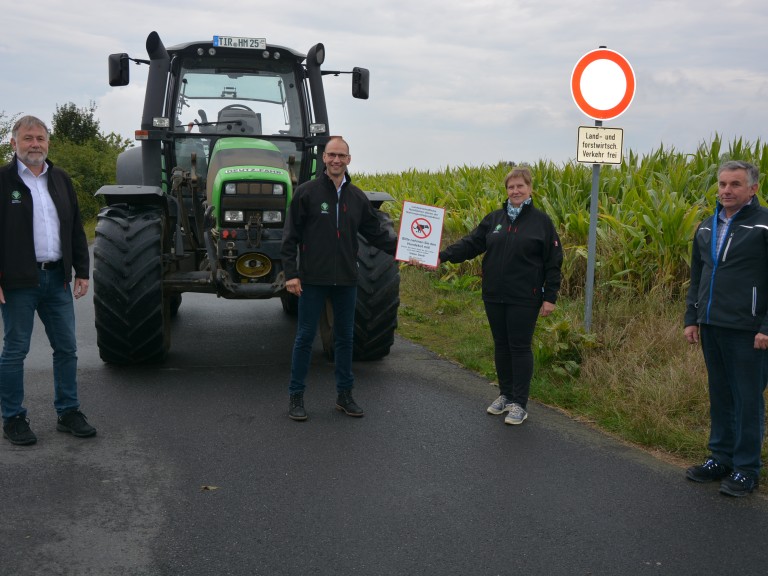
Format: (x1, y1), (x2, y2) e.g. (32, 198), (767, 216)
(212, 36), (267, 50)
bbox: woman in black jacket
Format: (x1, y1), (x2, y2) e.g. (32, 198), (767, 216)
(436, 166), (563, 425)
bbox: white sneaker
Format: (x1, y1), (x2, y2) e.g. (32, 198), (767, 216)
(487, 395), (511, 415)
(504, 403), (528, 425)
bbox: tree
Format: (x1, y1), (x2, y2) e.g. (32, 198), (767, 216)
(0, 110), (20, 163)
(51, 102), (101, 145)
(47, 102), (133, 220)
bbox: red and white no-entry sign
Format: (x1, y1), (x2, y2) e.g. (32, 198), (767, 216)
(571, 48), (635, 121)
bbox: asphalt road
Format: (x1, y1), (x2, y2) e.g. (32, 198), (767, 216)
(1, 288), (767, 576)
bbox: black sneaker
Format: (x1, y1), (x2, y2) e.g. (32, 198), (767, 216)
(719, 472), (759, 497)
(289, 393), (307, 421)
(335, 390), (364, 417)
(56, 410), (97, 438)
(686, 457), (731, 483)
(2, 415), (37, 446)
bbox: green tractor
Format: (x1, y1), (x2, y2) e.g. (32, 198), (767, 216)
(94, 32), (400, 364)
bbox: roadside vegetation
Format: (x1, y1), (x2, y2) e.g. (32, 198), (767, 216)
(356, 137), (768, 476)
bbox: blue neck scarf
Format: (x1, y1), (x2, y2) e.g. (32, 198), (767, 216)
(507, 198), (531, 222)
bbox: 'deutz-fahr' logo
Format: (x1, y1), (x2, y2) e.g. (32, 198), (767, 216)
(11, 190), (22, 204)
(320, 202), (330, 214)
(493, 224), (503, 233)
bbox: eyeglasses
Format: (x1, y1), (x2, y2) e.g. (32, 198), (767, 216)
(324, 152), (349, 160)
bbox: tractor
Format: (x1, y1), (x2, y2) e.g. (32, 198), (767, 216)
(93, 32), (400, 364)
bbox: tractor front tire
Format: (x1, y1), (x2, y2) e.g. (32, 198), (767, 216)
(93, 205), (170, 364)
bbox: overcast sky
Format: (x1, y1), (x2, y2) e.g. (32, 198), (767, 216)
(2, 0), (766, 174)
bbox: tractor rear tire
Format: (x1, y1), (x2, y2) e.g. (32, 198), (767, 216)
(353, 233), (400, 360)
(93, 204), (170, 364)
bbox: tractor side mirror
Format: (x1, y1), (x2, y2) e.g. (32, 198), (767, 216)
(108, 53), (130, 87)
(352, 67), (369, 100)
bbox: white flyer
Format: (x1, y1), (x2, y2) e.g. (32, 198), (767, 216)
(395, 201), (445, 268)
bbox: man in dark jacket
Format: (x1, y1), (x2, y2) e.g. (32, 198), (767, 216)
(0, 115), (95, 445)
(684, 160), (768, 497)
(281, 136), (396, 420)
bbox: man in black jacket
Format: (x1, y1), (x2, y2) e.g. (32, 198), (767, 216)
(684, 160), (768, 497)
(0, 115), (95, 445)
(281, 136), (395, 421)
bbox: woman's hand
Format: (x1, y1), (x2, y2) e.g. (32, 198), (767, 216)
(540, 301), (556, 317)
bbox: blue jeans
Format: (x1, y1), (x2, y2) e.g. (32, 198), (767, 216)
(289, 284), (357, 395)
(483, 302), (540, 408)
(0, 267), (80, 422)
(700, 324), (768, 478)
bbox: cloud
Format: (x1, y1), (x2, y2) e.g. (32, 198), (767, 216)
(2, 0), (767, 174)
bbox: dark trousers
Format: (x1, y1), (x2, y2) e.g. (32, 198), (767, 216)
(699, 324), (768, 478)
(483, 302), (540, 408)
(0, 267), (79, 421)
(288, 284), (357, 396)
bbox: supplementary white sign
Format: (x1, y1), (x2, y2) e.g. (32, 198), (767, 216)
(577, 126), (623, 165)
(395, 201), (445, 267)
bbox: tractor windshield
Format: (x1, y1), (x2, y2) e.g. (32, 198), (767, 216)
(174, 61), (303, 137)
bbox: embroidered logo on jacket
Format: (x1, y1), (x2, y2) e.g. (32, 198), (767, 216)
(320, 202), (329, 214)
(11, 191), (22, 204)
(493, 224), (503, 233)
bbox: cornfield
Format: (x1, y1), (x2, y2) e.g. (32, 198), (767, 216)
(356, 136), (768, 302)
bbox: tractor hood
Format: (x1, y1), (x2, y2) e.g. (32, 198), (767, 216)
(206, 137), (291, 204)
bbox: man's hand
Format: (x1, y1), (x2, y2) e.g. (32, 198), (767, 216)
(286, 277), (302, 297)
(0, 285), (4, 305)
(755, 332), (768, 350)
(73, 278), (89, 299)
(684, 325), (699, 344)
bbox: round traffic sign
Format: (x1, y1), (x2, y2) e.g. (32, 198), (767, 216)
(571, 49), (635, 121)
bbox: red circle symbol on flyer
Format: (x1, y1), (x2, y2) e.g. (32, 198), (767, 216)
(411, 218), (432, 239)
(571, 49), (635, 121)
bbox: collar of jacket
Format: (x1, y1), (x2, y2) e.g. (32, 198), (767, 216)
(9, 154), (56, 177)
(714, 194), (761, 221)
(502, 197), (534, 211)
(322, 170), (352, 190)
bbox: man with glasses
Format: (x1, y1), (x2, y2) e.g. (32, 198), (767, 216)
(282, 136), (396, 421)
(684, 160), (768, 496)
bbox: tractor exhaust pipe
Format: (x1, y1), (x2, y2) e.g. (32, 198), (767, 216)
(141, 31), (170, 187)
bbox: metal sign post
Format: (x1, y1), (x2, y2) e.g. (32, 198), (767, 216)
(571, 47), (636, 331)
(584, 120), (601, 332)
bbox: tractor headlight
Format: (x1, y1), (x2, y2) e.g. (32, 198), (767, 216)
(224, 210), (244, 223)
(272, 184), (284, 195)
(225, 183), (237, 194)
(263, 210), (282, 223)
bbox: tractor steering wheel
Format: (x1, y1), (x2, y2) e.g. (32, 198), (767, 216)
(219, 104), (255, 114)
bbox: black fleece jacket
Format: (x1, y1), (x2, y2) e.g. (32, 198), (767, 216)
(439, 199), (563, 307)
(0, 156), (90, 289)
(685, 196), (768, 333)
(281, 172), (396, 286)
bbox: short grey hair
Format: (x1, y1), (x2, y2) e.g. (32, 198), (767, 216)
(719, 160), (759, 187)
(12, 115), (50, 140)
